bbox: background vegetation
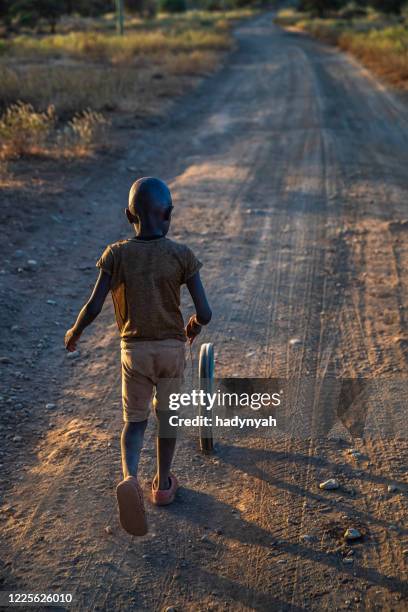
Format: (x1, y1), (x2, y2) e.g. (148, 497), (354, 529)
(275, 2), (408, 89)
(0, 1), (261, 164)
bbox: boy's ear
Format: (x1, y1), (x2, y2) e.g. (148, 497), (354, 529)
(125, 208), (136, 224)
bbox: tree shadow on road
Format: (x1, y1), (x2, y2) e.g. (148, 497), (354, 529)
(164, 486), (408, 599)
(215, 442), (408, 536)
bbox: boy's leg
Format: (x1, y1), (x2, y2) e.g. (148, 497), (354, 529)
(117, 344), (153, 535)
(151, 340), (186, 500)
(153, 376), (182, 493)
(121, 420), (148, 479)
(155, 433), (177, 490)
(117, 418), (149, 536)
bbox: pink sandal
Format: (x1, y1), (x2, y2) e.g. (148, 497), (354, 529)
(151, 474), (179, 506)
(116, 476), (148, 536)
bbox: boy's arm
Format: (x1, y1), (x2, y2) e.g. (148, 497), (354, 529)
(64, 270), (111, 352)
(185, 271), (212, 344)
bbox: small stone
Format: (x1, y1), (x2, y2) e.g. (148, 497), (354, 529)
(66, 351), (80, 359)
(46, 299), (57, 305)
(289, 338), (301, 347)
(46, 403), (56, 410)
(11, 325), (20, 332)
(105, 525), (112, 535)
(402, 549), (408, 555)
(344, 528), (361, 541)
(343, 558), (354, 564)
(165, 607), (177, 612)
(12, 435), (22, 442)
(27, 259), (37, 266)
(387, 485), (399, 493)
(200, 534), (210, 543)
(0, 357), (11, 364)
(319, 478), (340, 491)
(301, 534), (315, 543)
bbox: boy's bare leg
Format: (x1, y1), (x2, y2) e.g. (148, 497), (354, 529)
(121, 421), (148, 479)
(155, 436), (177, 490)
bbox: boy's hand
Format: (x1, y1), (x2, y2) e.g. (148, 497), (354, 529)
(65, 327), (81, 352)
(185, 315), (202, 344)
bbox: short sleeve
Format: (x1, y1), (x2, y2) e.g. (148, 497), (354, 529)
(96, 245), (114, 276)
(183, 246), (202, 284)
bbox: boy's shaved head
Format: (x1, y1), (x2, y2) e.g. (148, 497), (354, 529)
(128, 177), (172, 217)
(127, 177), (173, 239)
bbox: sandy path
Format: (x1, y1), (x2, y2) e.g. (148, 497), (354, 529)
(1, 12), (407, 611)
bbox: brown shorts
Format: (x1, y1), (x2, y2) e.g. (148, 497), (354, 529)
(120, 338), (186, 422)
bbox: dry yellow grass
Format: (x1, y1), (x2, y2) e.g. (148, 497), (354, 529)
(0, 9), (256, 165)
(274, 9), (408, 89)
(0, 102), (109, 161)
(7, 29), (232, 63)
(0, 9), (256, 116)
(338, 27), (408, 88)
(0, 64), (142, 114)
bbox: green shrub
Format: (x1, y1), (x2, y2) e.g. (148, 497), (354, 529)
(369, 0), (404, 14)
(9, 0), (66, 32)
(126, 0), (157, 17)
(159, 0), (186, 14)
(204, 0), (224, 11)
(338, 2), (368, 20)
(298, 0), (343, 18)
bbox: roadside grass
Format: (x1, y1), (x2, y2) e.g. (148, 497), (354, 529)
(0, 102), (109, 161)
(339, 26), (408, 86)
(274, 7), (408, 89)
(0, 9), (255, 163)
(6, 28), (231, 62)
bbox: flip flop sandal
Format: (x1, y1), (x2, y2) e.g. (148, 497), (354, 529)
(151, 474), (179, 506)
(116, 476), (147, 536)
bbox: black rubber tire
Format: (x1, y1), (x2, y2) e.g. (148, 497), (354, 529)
(198, 342), (215, 453)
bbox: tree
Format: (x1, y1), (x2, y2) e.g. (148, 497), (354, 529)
(0, 0), (9, 18)
(65, 1), (114, 17)
(9, 0), (67, 32)
(126, 0), (156, 17)
(368, 0), (404, 13)
(159, 0), (186, 13)
(298, 0), (345, 17)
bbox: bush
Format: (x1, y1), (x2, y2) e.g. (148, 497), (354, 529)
(204, 0), (224, 11)
(9, 0), (66, 32)
(159, 0), (186, 13)
(0, 101), (55, 158)
(369, 0), (404, 14)
(338, 2), (368, 20)
(65, 108), (109, 149)
(298, 0), (344, 17)
(0, 102), (110, 159)
(126, 0), (156, 17)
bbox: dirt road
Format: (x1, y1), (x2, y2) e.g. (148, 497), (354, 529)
(1, 12), (408, 611)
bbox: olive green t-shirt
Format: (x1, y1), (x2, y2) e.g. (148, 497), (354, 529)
(96, 236), (202, 343)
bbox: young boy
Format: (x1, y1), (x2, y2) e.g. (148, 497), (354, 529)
(64, 177), (212, 536)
